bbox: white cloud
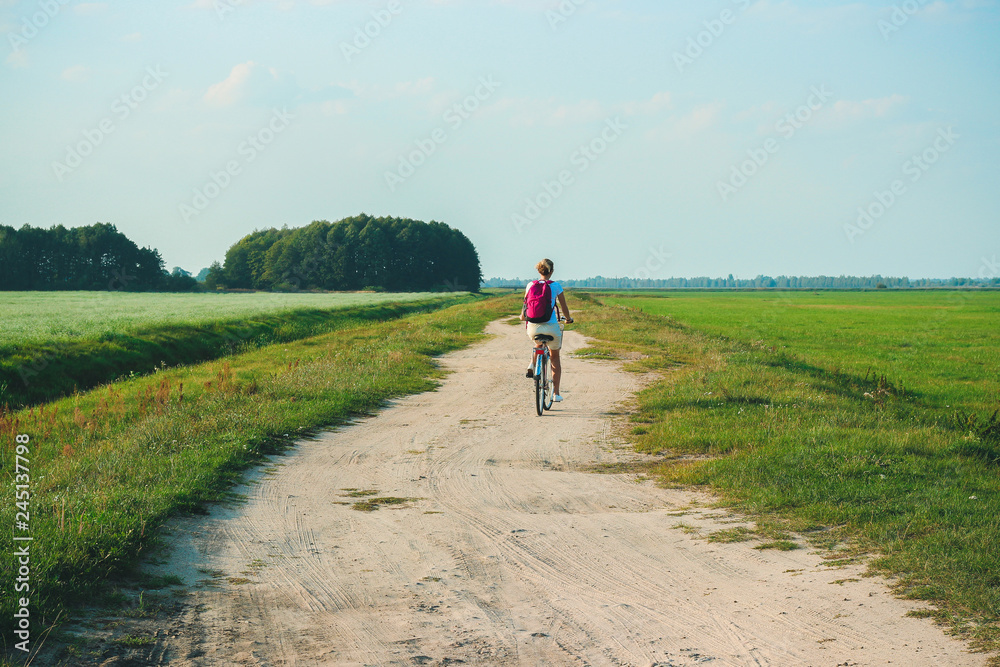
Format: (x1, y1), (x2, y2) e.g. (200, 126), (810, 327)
(478, 91), (672, 128)
(745, 0), (871, 34)
(548, 99), (607, 125)
(344, 77), (439, 103)
(321, 100), (350, 116)
(645, 102), (725, 142)
(393, 77), (435, 97)
(733, 101), (778, 124)
(923, 0), (951, 16)
(328, 77), (445, 117)
(493, 97), (608, 127)
(204, 61), (353, 109)
(204, 61), (283, 107)
(189, 0), (351, 9)
(60, 64), (91, 83)
(621, 92), (673, 117)
(74, 3), (109, 15)
(731, 101), (783, 137)
(730, 93), (904, 137)
(831, 94), (908, 122)
(204, 62), (257, 107)
(121, 32), (142, 42)
(676, 102), (724, 133)
(5, 49), (28, 69)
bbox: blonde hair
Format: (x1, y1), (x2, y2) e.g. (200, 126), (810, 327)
(536, 258), (554, 277)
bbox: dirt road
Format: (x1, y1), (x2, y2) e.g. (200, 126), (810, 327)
(143, 320), (983, 666)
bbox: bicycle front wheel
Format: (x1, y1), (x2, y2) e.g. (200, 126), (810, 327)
(543, 368), (554, 411)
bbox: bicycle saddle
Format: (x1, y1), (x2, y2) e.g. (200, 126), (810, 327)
(533, 334), (555, 342)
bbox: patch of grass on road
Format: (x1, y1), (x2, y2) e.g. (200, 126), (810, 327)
(569, 291), (1000, 658)
(351, 497), (418, 512)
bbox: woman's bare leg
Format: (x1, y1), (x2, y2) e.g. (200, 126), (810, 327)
(551, 349), (561, 395)
(527, 343), (543, 376)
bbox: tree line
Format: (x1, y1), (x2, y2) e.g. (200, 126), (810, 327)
(0, 223), (196, 291)
(483, 275), (1000, 289)
(206, 215), (481, 292)
(0, 215), (482, 293)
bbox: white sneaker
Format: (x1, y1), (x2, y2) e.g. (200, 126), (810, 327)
(553, 395), (563, 402)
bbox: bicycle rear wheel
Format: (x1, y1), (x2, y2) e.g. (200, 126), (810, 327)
(535, 354), (546, 416)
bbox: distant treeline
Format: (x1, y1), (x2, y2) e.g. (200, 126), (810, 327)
(0, 223), (197, 291)
(207, 215), (481, 292)
(483, 275), (1000, 289)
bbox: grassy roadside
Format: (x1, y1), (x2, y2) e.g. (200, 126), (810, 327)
(1, 295), (463, 410)
(0, 294), (515, 661)
(569, 292), (1000, 660)
(598, 290), (1000, 414)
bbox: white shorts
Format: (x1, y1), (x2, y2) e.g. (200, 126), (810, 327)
(526, 322), (562, 350)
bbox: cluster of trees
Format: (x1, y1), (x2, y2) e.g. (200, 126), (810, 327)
(484, 275), (1000, 289)
(207, 215), (481, 292)
(0, 215), (482, 293)
(0, 223), (197, 291)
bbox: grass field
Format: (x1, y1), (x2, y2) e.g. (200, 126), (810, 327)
(571, 290), (1000, 658)
(0, 292), (465, 409)
(3, 289), (999, 664)
(599, 290), (1000, 412)
(0, 292), (446, 347)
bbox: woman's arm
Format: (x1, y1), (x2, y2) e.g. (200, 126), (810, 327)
(557, 292), (573, 323)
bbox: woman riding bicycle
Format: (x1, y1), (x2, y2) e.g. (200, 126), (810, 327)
(520, 258), (573, 402)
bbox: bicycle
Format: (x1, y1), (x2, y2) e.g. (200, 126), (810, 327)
(529, 316), (569, 416)
(531, 333), (555, 416)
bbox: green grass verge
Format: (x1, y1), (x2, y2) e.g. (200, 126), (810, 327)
(570, 292), (1000, 658)
(0, 291), (450, 347)
(0, 294), (515, 657)
(1, 295), (464, 409)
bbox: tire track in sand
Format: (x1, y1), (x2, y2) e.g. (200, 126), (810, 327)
(142, 320), (985, 666)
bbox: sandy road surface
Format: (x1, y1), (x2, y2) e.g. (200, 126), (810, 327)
(143, 321), (983, 666)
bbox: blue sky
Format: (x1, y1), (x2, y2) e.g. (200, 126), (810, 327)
(1, 0), (997, 280)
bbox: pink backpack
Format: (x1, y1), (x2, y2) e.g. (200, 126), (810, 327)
(524, 280), (554, 323)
